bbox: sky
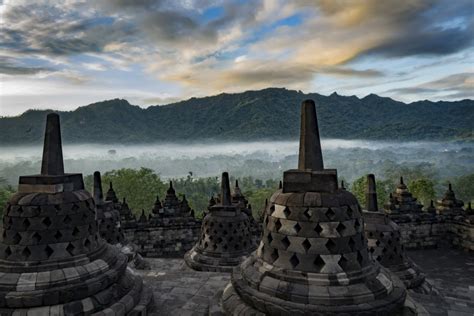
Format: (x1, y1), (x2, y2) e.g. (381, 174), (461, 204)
(0, 0), (473, 117)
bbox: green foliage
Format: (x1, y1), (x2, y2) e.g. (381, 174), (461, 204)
(85, 168), (167, 216)
(0, 177), (15, 218)
(408, 178), (436, 207)
(1, 88), (472, 145)
(452, 173), (474, 204)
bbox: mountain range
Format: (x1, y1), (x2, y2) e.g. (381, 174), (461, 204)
(1, 88), (473, 144)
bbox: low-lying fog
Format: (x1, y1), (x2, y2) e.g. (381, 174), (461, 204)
(1, 139), (473, 185)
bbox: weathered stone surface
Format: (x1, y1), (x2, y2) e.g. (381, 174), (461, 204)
(0, 113), (153, 315)
(185, 172), (256, 272)
(219, 100), (407, 315)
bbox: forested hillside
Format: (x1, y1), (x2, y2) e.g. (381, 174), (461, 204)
(1, 88), (472, 144)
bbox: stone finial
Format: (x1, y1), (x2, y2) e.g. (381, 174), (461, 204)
(93, 171), (104, 203)
(235, 180), (239, 188)
(466, 202), (473, 215)
(400, 176), (404, 185)
(448, 183), (453, 191)
(298, 99), (324, 171)
(366, 174), (378, 212)
(167, 180), (175, 194)
(341, 180), (346, 190)
(41, 113), (65, 175)
(279, 181), (282, 189)
(220, 172), (232, 206)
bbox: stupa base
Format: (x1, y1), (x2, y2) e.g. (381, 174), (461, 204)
(221, 254), (407, 316)
(184, 246), (252, 273)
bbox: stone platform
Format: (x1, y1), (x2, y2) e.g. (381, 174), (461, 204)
(137, 246), (473, 315)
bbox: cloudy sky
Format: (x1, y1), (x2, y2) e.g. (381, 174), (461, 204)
(0, 0), (473, 116)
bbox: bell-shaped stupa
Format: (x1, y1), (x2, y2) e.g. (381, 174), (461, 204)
(436, 183), (464, 215)
(221, 100), (406, 315)
(363, 174), (426, 291)
(384, 177), (423, 214)
(184, 172), (256, 272)
(94, 171), (125, 245)
(0, 113), (153, 314)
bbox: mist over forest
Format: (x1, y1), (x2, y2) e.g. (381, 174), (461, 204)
(1, 139), (472, 187)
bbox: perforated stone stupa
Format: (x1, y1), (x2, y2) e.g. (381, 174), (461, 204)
(384, 177), (423, 214)
(363, 174), (426, 291)
(220, 100), (406, 315)
(94, 171), (125, 245)
(0, 113), (153, 315)
(232, 180), (262, 244)
(436, 183), (464, 215)
(184, 172), (256, 272)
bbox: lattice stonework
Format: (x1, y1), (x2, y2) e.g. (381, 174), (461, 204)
(261, 200), (369, 273)
(1, 195), (99, 262)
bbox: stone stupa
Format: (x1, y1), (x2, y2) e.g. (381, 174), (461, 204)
(384, 177), (423, 215)
(220, 100), (406, 315)
(0, 113), (153, 314)
(436, 183), (464, 215)
(94, 171), (125, 245)
(184, 172), (256, 272)
(363, 174), (426, 291)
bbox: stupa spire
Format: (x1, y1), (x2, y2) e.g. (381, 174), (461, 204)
(298, 99), (323, 171)
(366, 174), (379, 212)
(220, 172), (232, 206)
(41, 113), (64, 175)
(93, 171), (104, 203)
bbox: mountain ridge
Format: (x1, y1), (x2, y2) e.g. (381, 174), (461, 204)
(1, 88), (473, 144)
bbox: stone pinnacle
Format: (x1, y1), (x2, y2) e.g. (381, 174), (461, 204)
(298, 99), (324, 171)
(41, 113), (64, 175)
(221, 172), (232, 206)
(93, 171), (104, 203)
(366, 174), (378, 212)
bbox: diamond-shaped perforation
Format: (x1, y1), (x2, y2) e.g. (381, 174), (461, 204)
(294, 222), (302, 234)
(43, 217), (52, 228)
(72, 227), (80, 237)
(22, 218), (31, 230)
(274, 218), (282, 232)
(267, 233), (273, 245)
(313, 255), (325, 271)
(32, 232), (41, 243)
(348, 237), (356, 251)
(281, 236), (290, 249)
(336, 222), (346, 236)
(12, 233), (21, 244)
(45, 245), (54, 257)
(66, 243), (75, 256)
(5, 246), (12, 257)
(354, 219), (361, 231)
(302, 239), (311, 252)
(270, 249), (279, 262)
(64, 215), (72, 224)
(303, 208), (311, 220)
(325, 208), (336, 220)
(314, 224), (323, 234)
(22, 247), (31, 259)
(338, 255), (348, 269)
(289, 254), (299, 268)
(347, 206), (353, 218)
(326, 239), (337, 252)
(269, 205), (275, 215)
(283, 207), (291, 218)
(357, 251), (364, 265)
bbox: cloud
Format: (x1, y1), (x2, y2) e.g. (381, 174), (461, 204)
(385, 72), (474, 100)
(0, 57), (52, 75)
